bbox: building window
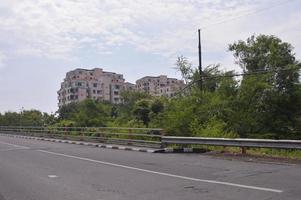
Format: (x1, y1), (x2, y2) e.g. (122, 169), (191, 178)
(93, 83), (97, 87)
(114, 91), (119, 95)
(115, 85), (120, 89)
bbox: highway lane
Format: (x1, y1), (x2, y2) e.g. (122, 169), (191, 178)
(0, 135), (300, 200)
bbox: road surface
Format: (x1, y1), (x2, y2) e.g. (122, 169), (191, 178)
(0, 135), (300, 200)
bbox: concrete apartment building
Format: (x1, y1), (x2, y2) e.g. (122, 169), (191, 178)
(136, 75), (185, 97)
(123, 82), (136, 91)
(58, 68), (125, 107)
(58, 68), (185, 107)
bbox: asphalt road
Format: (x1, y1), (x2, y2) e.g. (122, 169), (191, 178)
(0, 135), (300, 200)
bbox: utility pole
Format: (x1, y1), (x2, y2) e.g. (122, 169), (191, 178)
(198, 29), (202, 91)
(19, 107), (24, 131)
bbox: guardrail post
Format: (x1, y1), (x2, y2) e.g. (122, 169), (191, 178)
(128, 129), (132, 145)
(80, 127), (84, 141)
(241, 146), (247, 155)
(160, 137), (166, 149)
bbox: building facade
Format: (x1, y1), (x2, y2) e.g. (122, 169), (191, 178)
(58, 68), (126, 107)
(123, 82), (136, 91)
(58, 68), (185, 107)
(136, 75), (185, 97)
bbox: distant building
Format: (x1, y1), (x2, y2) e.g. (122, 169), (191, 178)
(136, 75), (185, 97)
(58, 68), (127, 107)
(58, 69), (185, 107)
(123, 82), (136, 91)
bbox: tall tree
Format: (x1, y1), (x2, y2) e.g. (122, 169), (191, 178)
(132, 99), (151, 127)
(229, 34), (301, 138)
(175, 56), (193, 84)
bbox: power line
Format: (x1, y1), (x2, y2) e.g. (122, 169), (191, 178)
(193, 0), (297, 80)
(177, 66), (301, 95)
(190, 0), (298, 95)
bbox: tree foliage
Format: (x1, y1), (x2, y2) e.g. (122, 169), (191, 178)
(229, 34), (301, 138)
(0, 110), (56, 126)
(0, 34), (300, 139)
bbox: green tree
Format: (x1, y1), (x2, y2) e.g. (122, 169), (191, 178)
(57, 102), (79, 120)
(21, 110), (44, 126)
(112, 91), (151, 126)
(132, 99), (151, 127)
(42, 112), (57, 126)
(0, 112), (20, 126)
(150, 99), (164, 114)
(229, 34), (301, 138)
(74, 99), (111, 127)
(120, 90), (150, 109)
(175, 56), (193, 84)
(162, 94), (198, 136)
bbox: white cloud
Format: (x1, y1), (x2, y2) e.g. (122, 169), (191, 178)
(0, 52), (6, 68)
(0, 0), (299, 66)
(1, 0), (300, 113)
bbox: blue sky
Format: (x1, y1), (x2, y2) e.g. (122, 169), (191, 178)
(0, 0), (300, 113)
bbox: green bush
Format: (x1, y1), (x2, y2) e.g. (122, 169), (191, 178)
(190, 117), (238, 138)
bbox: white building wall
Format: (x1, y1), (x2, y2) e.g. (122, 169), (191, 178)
(136, 75), (185, 97)
(58, 68), (126, 107)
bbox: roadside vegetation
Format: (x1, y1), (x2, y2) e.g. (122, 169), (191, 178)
(1, 34), (301, 145)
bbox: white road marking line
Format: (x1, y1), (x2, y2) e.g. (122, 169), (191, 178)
(37, 149), (283, 193)
(0, 141), (30, 149)
(0, 148), (28, 152)
(48, 175), (58, 178)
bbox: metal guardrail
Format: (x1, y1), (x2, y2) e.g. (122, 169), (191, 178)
(162, 136), (301, 149)
(0, 126), (300, 153)
(161, 136), (301, 153)
(0, 126), (164, 148)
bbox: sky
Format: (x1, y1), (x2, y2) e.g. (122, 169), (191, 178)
(0, 0), (300, 113)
